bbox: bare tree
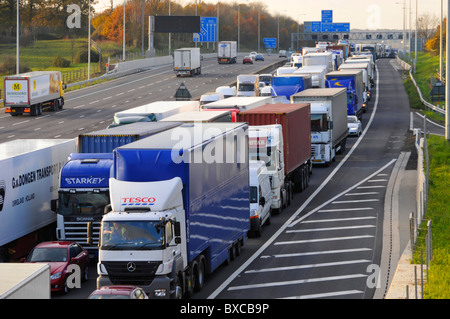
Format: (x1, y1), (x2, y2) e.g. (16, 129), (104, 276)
(417, 13), (439, 41)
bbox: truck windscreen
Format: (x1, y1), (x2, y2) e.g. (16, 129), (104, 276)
(100, 221), (165, 250)
(311, 114), (328, 132)
(58, 192), (110, 217)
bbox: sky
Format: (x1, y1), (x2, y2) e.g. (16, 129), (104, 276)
(95, 0), (446, 31)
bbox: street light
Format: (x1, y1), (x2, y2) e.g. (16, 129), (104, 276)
(16, 0), (19, 74)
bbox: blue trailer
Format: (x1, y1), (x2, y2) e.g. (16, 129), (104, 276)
(271, 74), (312, 99)
(52, 122), (182, 256)
(325, 70), (364, 119)
(95, 123), (250, 298)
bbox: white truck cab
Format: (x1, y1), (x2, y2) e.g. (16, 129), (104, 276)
(249, 161), (272, 236)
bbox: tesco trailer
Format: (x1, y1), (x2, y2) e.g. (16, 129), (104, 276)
(96, 123), (250, 298)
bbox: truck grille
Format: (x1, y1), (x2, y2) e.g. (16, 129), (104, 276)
(311, 144), (319, 155)
(62, 220), (100, 249)
(103, 261), (161, 285)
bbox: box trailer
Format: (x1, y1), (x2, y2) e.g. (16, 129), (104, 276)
(174, 48), (201, 77)
(218, 41), (237, 64)
(0, 139), (77, 261)
(4, 71), (64, 116)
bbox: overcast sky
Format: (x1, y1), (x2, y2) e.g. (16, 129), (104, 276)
(97, 0), (446, 30)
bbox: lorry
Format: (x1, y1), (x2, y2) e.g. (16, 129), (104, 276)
(199, 91), (224, 107)
(325, 70), (365, 118)
(202, 96), (271, 122)
(271, 74), (312, 99)
(294, 65), (327, 88)
(217, 41), (237, 64)
(3, 71), (64, 116)
(237, 74), (260, 97)
(52, 122), (183, 257)
(276, 66), (298, 76)
(291, 88), (348, 165)
(109, 100), (199, 128)
(0, 139), (77, 262)
(303, 52), (335, 73)
(160, 110), (232, 123)
(173, 48), (201, 77)
(0, 263), (50, 299)
(95, 122), (250, 298)
(249, 161), (272, 237)
(238, 103), (312, 213)
(339, 62), (371, 105)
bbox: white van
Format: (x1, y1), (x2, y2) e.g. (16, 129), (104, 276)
(200, 91), (224, 107)
(215, 86), (236, 98)
(249, 161), (273, 237)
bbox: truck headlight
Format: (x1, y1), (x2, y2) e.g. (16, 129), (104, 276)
(154, 289), (167, 297)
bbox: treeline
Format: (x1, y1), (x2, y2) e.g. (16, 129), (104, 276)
(0, 0), (301, 51)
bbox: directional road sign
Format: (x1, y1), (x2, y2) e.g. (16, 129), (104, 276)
(263, 38), (277, 49)
(322, 10), (333, 24)
(193, 17), (217, 42)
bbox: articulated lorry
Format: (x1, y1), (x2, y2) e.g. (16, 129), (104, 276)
(4, 71), (64, 116)
(271, 74), (312, 99)
(291, 88), (348, 165)
(95, 123), (250, 298)
(238, 103), (312, 213)
(303, 52), (335, 73)
(52, 122), (182, 257)
(339, 62), (371, 105)
(109, 100), (199, 127)
(0, 139), (77, 262)
(325, 70), (364, 118)
(173, 48), (201, 77)
(218, 41), (237, 64)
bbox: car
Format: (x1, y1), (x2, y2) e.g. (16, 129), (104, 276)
(347, 115), (362, 137)
(255, 53), (264, 61)
(243, 56), (253, 64)
(22, 241), (89, 294)
(88, 285), (149, 299)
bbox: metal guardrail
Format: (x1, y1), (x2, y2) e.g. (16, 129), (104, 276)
(396, 57), (445, 116)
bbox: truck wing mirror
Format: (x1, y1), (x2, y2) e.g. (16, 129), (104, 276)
(259, 197), (266, 206)
(87, 222), (93, 246)
(104, 204), (112, 214)
(174, 221), (181, 237)
(51, 199), (57, 212)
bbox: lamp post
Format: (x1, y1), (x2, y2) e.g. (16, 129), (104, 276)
(88, 0), (91, 80)
(16, 0), (19, 74)
(446, 0), (450, 140)
(123, 0), (126, 61)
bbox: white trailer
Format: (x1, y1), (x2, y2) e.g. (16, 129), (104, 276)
(174, 48), (201, 77)
(303, 52), (334, 73)
(3, 71), (64, 116)
(160, 110), (232, 123)
(0, 139), (77, 262)
(110, 100), (199, 127)
(0, 263), (50, 299)
(218, 41), (237, 64)
(203, 96), (271, 111)
(294, 65), (327, 88)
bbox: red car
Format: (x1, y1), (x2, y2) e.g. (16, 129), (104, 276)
(88, 286), (148, 299)
(22, 241), (89, 294)
(243, 56), (253, 64)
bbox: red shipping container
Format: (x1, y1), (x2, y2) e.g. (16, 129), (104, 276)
(238, 103), (311, 177)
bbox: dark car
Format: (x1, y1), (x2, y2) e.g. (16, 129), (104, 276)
(88, 285), (149, 299)
(255, 53), (264, 61)
(243, 56), (253, 64)
(22, 241), (89, 294)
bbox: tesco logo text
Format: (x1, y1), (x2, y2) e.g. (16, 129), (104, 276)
(121, 197), (156, 205)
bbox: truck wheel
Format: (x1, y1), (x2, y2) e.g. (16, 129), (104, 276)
(172, 276), (183, 299)
(253, 220), (262, 237)
(193, 257), (205, 292)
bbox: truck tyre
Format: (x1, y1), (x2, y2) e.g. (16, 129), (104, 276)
(193, 257), (205, 292)
(172, 275), (183, 299)
(59, 98), (64, 110)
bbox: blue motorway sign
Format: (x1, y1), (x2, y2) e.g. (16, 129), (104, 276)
(263, 38), (277, 48)
(193, 17), (217, 42)
(322, 10), (333, 24)
(311, 21), (322, 33)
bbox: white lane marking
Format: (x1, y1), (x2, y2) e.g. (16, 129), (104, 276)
(227, 274), (367, 291)
(283, 290), (364, 299)
(302, 217), (376, 224)
(318, 207), (374, 212)
(286, 225), (376, 233)
(261, 248), (372, 259)
(12, 120), (29, 126)
(244, 260), (371, 274)
(275, 235), (374, 246)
